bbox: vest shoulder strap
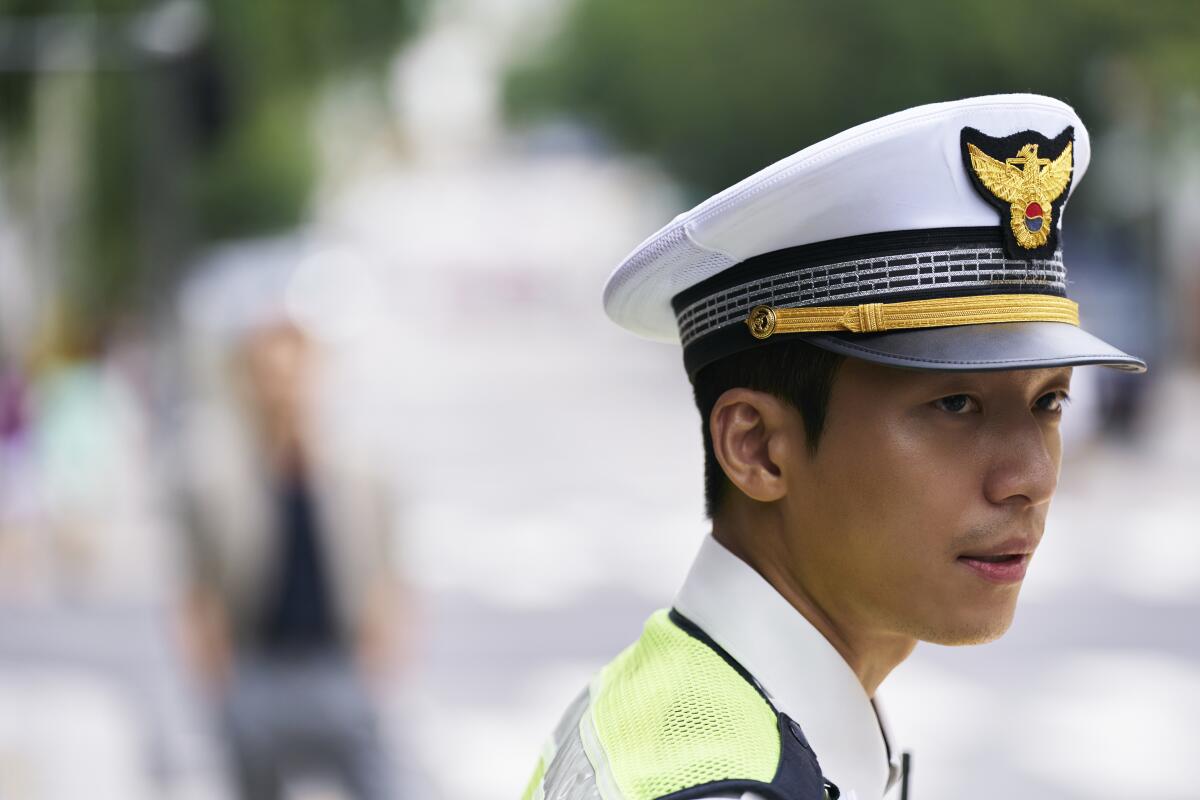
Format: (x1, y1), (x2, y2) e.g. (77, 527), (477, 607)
(587, 608), (837, 800)
(526, 608), (839, 800)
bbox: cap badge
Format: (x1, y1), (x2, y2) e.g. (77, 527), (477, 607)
(961, 126), (1074, 259)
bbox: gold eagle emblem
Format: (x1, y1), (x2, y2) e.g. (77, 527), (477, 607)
(966, 140), (1073, 250)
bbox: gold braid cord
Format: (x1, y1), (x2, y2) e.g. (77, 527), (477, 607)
(746, 294), (1079, 339)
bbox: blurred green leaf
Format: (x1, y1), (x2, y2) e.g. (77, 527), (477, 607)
(0, 0), (425, 338)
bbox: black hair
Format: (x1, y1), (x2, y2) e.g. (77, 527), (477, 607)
(690, 340), (845, 519)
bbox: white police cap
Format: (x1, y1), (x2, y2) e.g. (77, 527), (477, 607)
(602, 94), (1147, 378)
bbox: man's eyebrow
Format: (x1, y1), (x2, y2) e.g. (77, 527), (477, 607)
(1035, 368), (1073, 389)
(1047, 367), (1073, 382)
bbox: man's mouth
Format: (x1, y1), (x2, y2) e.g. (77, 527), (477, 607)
(957, 552), (1030, 583)
(962, 553), (1024, 563)
(956, 537), (1035, 582)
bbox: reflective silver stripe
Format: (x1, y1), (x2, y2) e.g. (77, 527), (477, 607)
(540, 689), (603, 800)
(531, 736), (556, 800)
(578, 684), (624, 800)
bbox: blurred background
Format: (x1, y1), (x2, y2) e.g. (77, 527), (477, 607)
(0, 0), (1198, 798)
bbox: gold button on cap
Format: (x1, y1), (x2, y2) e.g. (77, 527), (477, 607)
(747, 305), (777, 339)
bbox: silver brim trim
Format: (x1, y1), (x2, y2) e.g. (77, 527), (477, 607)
(806, 321), (1146, 373)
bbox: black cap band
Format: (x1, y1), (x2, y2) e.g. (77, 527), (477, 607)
(672, 227), (1069, 379)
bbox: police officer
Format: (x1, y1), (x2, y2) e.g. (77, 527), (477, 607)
(523, 94), (1146, 800)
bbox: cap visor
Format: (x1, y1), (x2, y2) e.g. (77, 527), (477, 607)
(806, 321), (1146, 373)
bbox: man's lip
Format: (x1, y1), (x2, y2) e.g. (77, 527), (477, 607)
(957, 537), (1036, 559)
(958, 554), (1029, 584)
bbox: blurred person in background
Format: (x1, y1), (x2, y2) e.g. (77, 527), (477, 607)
(0, 359), (31, 576)
(0, 319), (188, 798)
(177, 317), (406, 800)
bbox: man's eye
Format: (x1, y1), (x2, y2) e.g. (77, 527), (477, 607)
(1036, 390), (1071, 413)
(933, 394), (978, 414)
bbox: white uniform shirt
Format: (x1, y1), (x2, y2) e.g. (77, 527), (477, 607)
(673, 535), (903, 800)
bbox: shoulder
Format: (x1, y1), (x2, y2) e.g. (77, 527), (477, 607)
(534, 609), (833, 800)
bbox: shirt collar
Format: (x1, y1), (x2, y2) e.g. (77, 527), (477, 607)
(672, 533), (902, 800)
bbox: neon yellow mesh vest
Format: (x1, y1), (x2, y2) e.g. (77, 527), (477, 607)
(521, 609), (839, 800)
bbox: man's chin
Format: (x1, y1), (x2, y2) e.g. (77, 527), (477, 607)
(914, 609), (1018, 646)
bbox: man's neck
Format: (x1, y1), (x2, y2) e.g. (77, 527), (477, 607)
(712, 515), (916, 697)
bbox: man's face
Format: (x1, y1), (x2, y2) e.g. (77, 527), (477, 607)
(785, 357), (1073, 646)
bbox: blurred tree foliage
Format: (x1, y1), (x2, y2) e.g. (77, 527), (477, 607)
(0, 0), (423, 343)
(506, 0), (1200, 199)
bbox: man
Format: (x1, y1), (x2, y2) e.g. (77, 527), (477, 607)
(523, 94), (1146, 800)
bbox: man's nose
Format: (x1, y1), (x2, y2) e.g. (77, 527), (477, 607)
(981, 414), (1060, 509)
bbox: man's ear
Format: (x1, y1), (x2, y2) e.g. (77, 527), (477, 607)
(709, 388), (801, 504)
